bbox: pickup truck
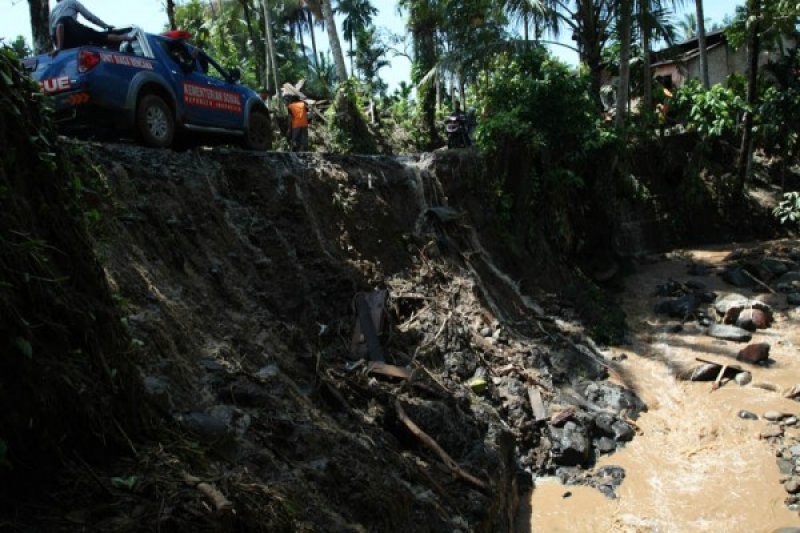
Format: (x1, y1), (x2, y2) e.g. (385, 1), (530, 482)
(22, 28), (271, 150)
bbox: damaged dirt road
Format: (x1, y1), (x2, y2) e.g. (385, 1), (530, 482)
(525, 243), (800, 532)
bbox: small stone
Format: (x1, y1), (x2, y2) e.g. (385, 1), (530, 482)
(791, 445), (800, 456)
(734, 371), (752, 386)
(766, 411), (787, 421)
(563, 491), (572, 498)
(762, 424), (785, 439)
(786, 417), (799, 426)
(480, 327), (492, 337)
(788, 293), (800, 306)
(738, 343), (771, 364)
(738, 410), (758, 420)
(785, 478), (800, 494)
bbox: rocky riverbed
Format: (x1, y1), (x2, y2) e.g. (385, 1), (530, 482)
(523, 242), (800, 532)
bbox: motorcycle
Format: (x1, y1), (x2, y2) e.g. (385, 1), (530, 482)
(445, 113), (469, 149)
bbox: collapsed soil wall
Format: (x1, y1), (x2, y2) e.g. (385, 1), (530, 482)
(84, 144), (520, 531)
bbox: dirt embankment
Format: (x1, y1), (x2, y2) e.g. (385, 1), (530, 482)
(3, 139), (645, 532)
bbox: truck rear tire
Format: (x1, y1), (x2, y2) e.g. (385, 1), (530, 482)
(136, 94), (174, 148)
(242, 109), (272, 151)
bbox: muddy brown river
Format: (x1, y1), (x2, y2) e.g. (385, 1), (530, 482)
(519, 245), (800, 532)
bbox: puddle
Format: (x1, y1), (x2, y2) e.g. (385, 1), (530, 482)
(521, 245), (800, 532)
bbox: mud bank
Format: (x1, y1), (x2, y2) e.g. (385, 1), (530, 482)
(1, 141), (642, 532)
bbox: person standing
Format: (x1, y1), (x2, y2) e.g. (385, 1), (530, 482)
(286, 95), (310, 152)
(49, 0), (133, 56)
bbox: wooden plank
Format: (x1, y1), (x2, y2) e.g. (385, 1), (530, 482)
(527, 387), (548, 422)
(367, 361), (411, 380)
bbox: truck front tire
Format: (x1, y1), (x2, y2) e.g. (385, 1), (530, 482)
(242, 109), (272, 151)
(136, 94), (174, 148)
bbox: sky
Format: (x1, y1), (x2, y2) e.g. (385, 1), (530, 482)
(0, 0), (743, 92)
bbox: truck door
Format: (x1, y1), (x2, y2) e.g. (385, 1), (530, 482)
(161, 40), (243, 129)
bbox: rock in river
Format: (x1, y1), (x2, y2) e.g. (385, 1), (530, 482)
(707, 324), (752, 342)
(737, 343), (770, 364)
(550, 421), (590, 466)
(735, 308), (771, 331)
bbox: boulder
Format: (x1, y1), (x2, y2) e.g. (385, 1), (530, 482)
(764, 410), (787, 421)
(707, 324), (752, 343)
(735, 308), (771, 331)
(714, 293), (749, 316)
(785, 478), (800, 494)
(721, 266), (755, 288)
(611, 420), (635, 442)
(762, 258), (791, 277)
(737, 343), (771, 364)
(654, 294), (700, 318)
(595, 436), (616, 454)
(686, 363), (720, 382)
(776, 271), (800, 292)
(788, 293), (800, 306)
(550, 421), (590, 466)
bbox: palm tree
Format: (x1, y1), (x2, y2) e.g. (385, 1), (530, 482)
(639, 0), (682, 113)
(695, 0), (709, 87)
(262, 0), (280, 93)
(321, 0), (348, 82)
(677, 12), (697, 40)
(337, 0), (377, 76)
(26, 0), (50, 54)
(399, 0), (442, 148)
(616, 0), (633, 127)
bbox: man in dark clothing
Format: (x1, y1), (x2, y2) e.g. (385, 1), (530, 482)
(49, 0), (133, 56)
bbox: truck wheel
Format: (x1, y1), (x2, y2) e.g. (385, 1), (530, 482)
(136, 94), (174, 148)
(242, 109), (272, 151)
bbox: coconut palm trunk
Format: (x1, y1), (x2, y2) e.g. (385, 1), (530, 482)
(262, 0), (280, 93)
(307, 10), (320, 71)
(735, 0), (761, 200)
(696, 0), (709, 87)
(615, 0), (632, 127)
(27, 0), (50, 54)
(641, 1), (653, 112)
(322, 0), (348, 81)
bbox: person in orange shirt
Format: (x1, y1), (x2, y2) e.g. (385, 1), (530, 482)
(286, 95), (310, 152)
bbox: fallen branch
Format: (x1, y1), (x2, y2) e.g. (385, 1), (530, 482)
(183, 473), (234, 513)
(394, 399), (488, 492)
(741, 269), (777, 295)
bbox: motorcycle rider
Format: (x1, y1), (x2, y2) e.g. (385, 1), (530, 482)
(445, 100), (469, 148)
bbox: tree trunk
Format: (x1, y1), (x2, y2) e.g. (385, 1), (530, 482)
(615, 0), (632, 128)
(298, 21), (308, 68)
(641, 2), (652, 112)
(307, 11), (320, 71)
(166, 0), (177, 30)
(696, 0), (710, 88)
(523, 12), (529, 49)
(27, 0), (51, 54)
(349, 36), (354, 78)
(262, 0), (280, 94)
(735, 0), (761, 200)
(322, 0), (348, 82)
(240, 0), (265, 89)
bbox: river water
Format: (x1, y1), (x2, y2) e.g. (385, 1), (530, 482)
(521, 245), (800, 532)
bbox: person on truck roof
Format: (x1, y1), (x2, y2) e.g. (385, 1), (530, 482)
(49, 0), (134, 56)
